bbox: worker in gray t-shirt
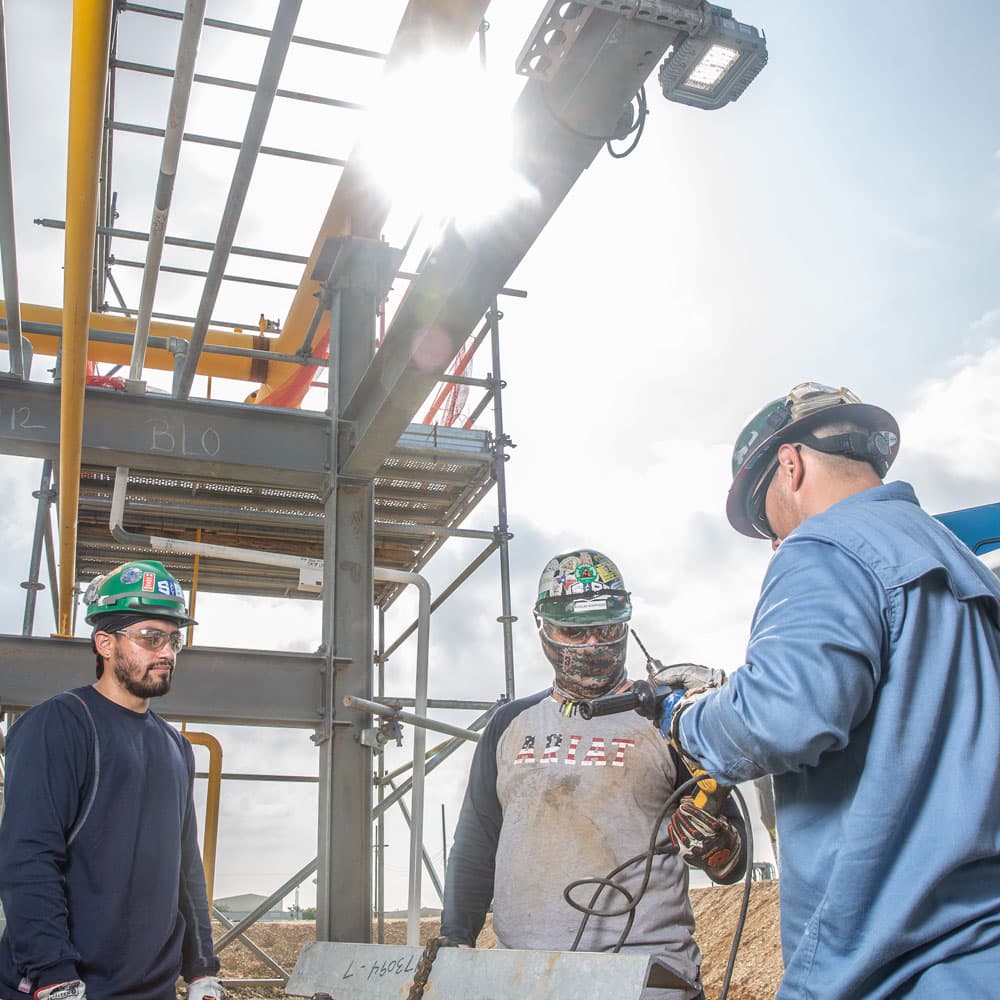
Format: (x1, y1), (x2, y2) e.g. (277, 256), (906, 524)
(441, 548), (746, 996)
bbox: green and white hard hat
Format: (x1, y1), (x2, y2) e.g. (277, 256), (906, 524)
(83, 559), (197, 626)
(534, 549), (632, 626)
(726, 382), (900, 539)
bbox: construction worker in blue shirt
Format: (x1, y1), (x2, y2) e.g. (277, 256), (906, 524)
(657, 382), (1000, 998)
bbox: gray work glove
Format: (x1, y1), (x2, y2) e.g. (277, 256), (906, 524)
(187, 976), (224, 1000)
(35, 982), (86, 1000)
(649, 661), (726, 691)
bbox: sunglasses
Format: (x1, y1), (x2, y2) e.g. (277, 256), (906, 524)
(114, 627), (185, 653)
(746, 457), (779, 540)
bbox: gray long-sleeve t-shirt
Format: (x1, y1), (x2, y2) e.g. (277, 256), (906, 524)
(442, 686), (734, 982)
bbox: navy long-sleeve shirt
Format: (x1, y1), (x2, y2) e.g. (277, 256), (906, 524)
(0, 685), (219, 1000)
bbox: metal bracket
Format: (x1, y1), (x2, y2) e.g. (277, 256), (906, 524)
(517, 0), (703, 82)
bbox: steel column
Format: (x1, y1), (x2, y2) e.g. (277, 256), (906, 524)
(0, 0), (24, 378)
(20, 460), (53, 636)
(57, 0), (115, 636)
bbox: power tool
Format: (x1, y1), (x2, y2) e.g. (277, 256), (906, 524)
(579, 629), (731, 815)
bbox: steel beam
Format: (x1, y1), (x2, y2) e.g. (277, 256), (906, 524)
(0, 380), (331, 487)
(175, 0), (302, 399)
(121, 2), (387, 60)
(339, 11), (680, 477)
(254, 0), (492, 404)
(0, 635), (326, 726)
(110, 119), (346, 167)
(287, 942), (697, 1000)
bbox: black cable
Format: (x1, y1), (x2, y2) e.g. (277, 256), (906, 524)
(606, 86), (648, 159)
(563, 774), (757, 1000)
(719, 785), (754, 1000)
(564, 774), (701, 947)
(540, 84), (648, 158)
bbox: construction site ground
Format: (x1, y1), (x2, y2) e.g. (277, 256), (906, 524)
(206, 881), (783, 999)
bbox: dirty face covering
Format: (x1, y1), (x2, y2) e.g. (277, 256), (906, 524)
(538, 621), (628, 701)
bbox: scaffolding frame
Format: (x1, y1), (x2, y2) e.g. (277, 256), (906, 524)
(0, 0), (695, 985)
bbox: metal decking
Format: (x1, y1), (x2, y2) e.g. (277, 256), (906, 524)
(75, 422), (496, 606)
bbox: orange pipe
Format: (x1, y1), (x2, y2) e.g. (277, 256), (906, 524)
(3, 302), (270, 380)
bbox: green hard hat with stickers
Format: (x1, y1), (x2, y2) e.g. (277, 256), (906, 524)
(83, 559), (197, 626)
(533, 548), (632, 626)
(727, 381), (900, 539)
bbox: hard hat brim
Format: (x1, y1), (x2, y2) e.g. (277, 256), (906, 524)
(726, 401), (900, 538)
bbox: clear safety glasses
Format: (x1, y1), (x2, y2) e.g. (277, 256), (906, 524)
(115, 627), (185, 653)
(542, 621), (628, 646)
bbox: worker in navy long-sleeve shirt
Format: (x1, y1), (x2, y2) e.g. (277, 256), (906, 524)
(0, 561), (222, 1000)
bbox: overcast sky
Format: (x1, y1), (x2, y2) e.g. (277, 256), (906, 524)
(3, 0), (1000, 915)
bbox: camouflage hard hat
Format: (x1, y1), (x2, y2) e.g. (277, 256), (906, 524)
(83, 559), (197, 626)
(533, 548), (632, 626)
(726, 382), (900, 539)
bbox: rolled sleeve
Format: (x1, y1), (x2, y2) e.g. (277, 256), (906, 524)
(680, 539), (885, 782)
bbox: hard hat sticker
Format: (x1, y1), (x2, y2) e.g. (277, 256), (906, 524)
(142, 572), (156, 592)
(573, 597), (609, 613)
(120, 567), (142, 584)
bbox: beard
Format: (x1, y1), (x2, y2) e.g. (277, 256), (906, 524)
(113, 649), (174, 699)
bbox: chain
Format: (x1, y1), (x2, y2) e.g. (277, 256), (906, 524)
(407, 936), (446, 1000)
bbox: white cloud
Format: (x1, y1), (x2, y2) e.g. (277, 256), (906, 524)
(894, 340), (1000, 511)
(971, 307), (1000, 330)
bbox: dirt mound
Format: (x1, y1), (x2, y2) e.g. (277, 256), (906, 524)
(208, 881), (783, 998)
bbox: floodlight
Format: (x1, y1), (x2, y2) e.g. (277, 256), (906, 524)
(658, 5), (767, 111)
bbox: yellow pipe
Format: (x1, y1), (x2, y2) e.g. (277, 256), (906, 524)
(57, 0), (115, 636)
(2, 302), (268, 380)
(182, 728), (223, 910)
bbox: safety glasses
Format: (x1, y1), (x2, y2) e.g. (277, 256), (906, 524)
(746, 457), (779, 540)
(115, 627), (185, 653)
(543, 621), (627, 645)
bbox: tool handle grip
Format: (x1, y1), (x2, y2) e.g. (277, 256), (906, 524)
(577, 690), (638, 720)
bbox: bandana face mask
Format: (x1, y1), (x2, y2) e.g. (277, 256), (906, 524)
(538, 620), (628, 701)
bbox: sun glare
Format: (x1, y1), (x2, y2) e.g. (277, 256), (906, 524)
(360, 51), (537, 250)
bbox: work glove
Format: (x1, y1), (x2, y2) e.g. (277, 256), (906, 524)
(187, 976), (224, 999)
(648, 661), (726, 691)
(35, 982), (86, 1000)
(655, 684), (719, 745)
(667, 799), (743, 882)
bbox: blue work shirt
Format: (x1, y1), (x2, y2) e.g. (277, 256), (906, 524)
(680, 482), (1000, 998)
